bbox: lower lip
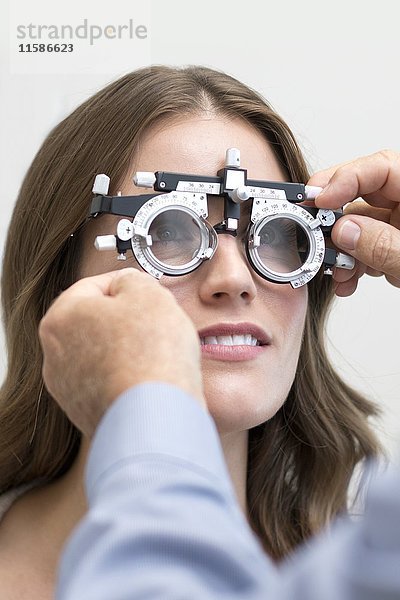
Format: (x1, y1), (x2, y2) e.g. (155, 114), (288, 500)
(200, 344), (268, 362)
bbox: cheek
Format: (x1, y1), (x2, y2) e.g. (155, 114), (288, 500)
(78, 250), (141, 279)
(272, 284), (308, 361)
(157, 275), (196, 307)
(76, 215), (138, 280)
(284, 284), (308, 333)
(77, 225), (142, 280)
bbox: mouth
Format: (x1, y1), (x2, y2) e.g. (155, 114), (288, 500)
(198, 322), (271, 345)
(197, 322), (271, 361)
(199, 334), (263, 346)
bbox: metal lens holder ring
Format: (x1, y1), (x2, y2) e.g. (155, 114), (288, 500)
(131, 191), (218, 277)
(247, 198), (325, 288)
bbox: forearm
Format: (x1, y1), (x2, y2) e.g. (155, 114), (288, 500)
(56, 383), (400, 600)
(56, 383), (277, 599)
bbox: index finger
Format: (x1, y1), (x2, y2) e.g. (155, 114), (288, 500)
(60, 268), (139, 301)
(308, 150), (400, 210)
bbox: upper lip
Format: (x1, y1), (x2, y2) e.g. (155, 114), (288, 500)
(197, 322), (271, 345)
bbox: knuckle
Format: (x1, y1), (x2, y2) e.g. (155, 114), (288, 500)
(119, 268), (138, 281)
(38, 312), (53, 339)
(377, 149), (400, 171)
(332, 165), (359, 195)
(385, 273), (400, 288)
(117, 269), (156, 293)
(377, 148), (397, 161)
(39, 298), (74, 338)
(371, 227), (394, 271)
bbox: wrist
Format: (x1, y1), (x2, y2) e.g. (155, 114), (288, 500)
(104, 371), (207, 413)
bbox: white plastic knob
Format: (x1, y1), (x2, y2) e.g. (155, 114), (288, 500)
(335, 252), (355, 270)
(94, 235), (117, 251)
(92, 174), (110, 195)
(196, 247), (214, 260)
(317, 209), (336, 227)
(225, 148), (241, 168)
(230, 186), (250, 204)
(133, 171), (156, 188)
(117, 219), (134, 241)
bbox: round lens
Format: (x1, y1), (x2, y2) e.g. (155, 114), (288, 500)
(255, 217), (309, 274)
(148, 209), (203, 266)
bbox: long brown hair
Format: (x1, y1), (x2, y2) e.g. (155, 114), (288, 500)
(0, 65), (382, 561)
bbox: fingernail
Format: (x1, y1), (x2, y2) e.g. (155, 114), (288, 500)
(337, 220), (361, 250)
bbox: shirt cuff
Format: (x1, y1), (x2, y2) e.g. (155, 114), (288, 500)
(85, 382), (235, 503)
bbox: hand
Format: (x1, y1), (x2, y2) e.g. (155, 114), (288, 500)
(38, 268), (205, 438)
(307, 150), (400, 296)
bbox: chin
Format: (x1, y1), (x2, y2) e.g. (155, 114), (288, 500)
(203, 378), (286, 435)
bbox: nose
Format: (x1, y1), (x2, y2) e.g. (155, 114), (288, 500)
(197, 233), (257, 306)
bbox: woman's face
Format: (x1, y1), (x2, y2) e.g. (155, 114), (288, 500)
(79, 116), (308, 434)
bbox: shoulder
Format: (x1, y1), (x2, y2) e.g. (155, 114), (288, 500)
(0, 557), (53, 600)
(0, 481), (54, 599)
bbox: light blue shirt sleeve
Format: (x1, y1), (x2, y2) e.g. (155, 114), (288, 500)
(56, 383), (400, 600)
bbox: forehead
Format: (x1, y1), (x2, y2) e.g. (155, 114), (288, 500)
(120, 115), (287, 196)
(113, 115), (288, 227)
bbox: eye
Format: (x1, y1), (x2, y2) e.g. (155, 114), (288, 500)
(259, 220), (297, 247)
(259, 226), (277, 245)
(154, 223), (178, 242)
(149, 210), (201, 245)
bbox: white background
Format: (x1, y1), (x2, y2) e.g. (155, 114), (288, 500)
(1, 0), (399, 459)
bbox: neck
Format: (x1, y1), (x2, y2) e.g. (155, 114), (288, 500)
(25, 437), (90, 568)
(0, 438), (89, 582)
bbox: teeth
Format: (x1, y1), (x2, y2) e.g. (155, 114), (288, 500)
(201, 335), (259, 346)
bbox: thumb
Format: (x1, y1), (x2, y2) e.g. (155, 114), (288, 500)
(332, 215), (400, 280)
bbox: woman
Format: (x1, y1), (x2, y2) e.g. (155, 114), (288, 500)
(0, 65), (382, 596)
